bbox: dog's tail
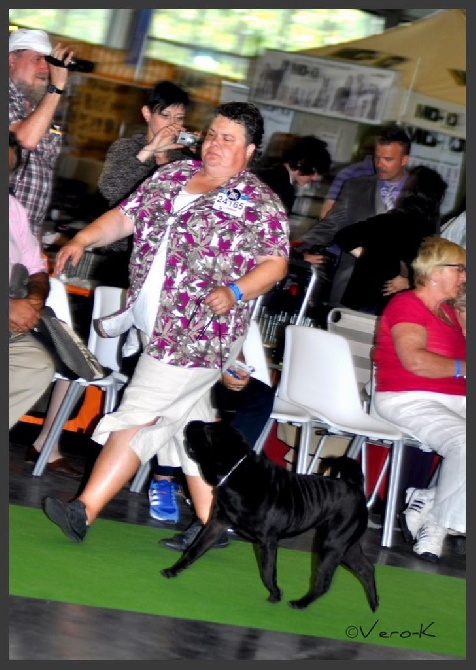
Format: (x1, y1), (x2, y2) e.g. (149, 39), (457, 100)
(319, 456), (364, 490)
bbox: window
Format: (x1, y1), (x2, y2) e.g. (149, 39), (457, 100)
(10, 8), (385, 79)
(9, 9), (112, 45)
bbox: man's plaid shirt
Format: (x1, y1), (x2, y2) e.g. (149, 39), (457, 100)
(9, 79), (62, 240)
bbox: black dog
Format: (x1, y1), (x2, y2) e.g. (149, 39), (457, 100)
(161, 420), (379, 611)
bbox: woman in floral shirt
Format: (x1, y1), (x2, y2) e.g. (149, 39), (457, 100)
(43, 102), (289, 547)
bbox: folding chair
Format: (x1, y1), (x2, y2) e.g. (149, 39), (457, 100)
(32, 285), (129, 477)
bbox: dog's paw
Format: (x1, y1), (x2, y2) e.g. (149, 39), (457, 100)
(288, 597), (311, 610)
(161, 568), (177, 579)
(267, 590), (282, 604)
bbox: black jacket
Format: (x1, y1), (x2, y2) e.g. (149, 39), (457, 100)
(334, 208), (437, 314)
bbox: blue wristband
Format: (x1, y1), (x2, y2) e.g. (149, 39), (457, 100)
(227, 282), (243, 302)
(455, 359), (462, 378)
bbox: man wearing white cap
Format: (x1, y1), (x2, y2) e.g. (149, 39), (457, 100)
(9, 28), (74, 241)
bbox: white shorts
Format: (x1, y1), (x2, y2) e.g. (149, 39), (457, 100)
(92, 353), (221, 476)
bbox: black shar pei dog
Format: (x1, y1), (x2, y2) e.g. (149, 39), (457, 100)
(161, 420), (379, 612)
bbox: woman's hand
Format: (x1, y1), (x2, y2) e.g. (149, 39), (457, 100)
(303, 252), (326, 266)
(54, 240), (86, 275)
(382, 274), (410, 296)
(140, 124), (184, 165)
(221, 367), (250, 392)
(204, 286), (238, 315)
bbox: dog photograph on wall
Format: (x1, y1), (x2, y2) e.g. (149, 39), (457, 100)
(161, 420), (379, 612)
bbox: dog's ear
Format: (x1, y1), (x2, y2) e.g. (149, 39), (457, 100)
(184, 420), (205, 444)
(203, 423), (215, 444)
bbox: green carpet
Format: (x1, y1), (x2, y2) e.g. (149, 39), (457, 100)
(9, 504), (465, 657)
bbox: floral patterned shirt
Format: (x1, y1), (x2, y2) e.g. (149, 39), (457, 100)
(97, 159), (289, 368)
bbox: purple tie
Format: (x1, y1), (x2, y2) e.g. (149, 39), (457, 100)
(381, 184), (396, 211)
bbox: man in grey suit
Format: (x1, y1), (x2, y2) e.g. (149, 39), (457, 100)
(294, 124), (411, 306)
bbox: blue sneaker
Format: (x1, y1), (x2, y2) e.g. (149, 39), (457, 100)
(148, 479), (179, 523)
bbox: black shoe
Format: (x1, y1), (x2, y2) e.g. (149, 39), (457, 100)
(42, 497), (88, 543)
(159, 519), (229, 552)
(448, 535), (466, 555)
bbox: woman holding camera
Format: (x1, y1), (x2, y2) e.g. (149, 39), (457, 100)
(98, 80), (196, 209)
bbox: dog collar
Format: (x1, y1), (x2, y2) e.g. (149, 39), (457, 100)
(216, 455), (248, 487)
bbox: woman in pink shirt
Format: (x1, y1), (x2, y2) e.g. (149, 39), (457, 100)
(373, 236), (466, 562)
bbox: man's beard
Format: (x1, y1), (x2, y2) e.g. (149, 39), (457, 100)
(16, 79), (48, 106)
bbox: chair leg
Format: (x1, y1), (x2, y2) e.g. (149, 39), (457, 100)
(130, 461), (152, 493)
(32, 381), (85, 477)
(381, 439), (405, 548)
(295, 422), (312, 474)
(253, 417), (275, 455)
(305, 432), (330, 475)
(366, 451), (390, 510)
(102, 381), (118, 414)
(346, 434), (366, 460)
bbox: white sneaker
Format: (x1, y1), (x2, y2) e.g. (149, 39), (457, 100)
(400, 487), (435, 542)
(413, 513), (447, 562)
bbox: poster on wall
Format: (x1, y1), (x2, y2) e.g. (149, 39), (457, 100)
(219, 81), (249, 104)
(256, 104), (294, 154)
(250, 49), (397, 125)
(406, 126), (465, 215)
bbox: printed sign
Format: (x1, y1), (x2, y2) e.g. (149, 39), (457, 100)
(251, 49), (397, 125)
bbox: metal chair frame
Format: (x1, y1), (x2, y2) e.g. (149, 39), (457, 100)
(32, 285), (129, 477)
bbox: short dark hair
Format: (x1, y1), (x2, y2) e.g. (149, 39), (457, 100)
(211, 102), (264, 149)
(376, 123), (411, 155)
(146, 80), (190, 113)
(283, 135), (331, 176)
(398, 165), (447, 219)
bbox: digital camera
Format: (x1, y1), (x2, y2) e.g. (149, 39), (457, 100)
(46, 54), (95, 73)
(176, 131), (198, 147)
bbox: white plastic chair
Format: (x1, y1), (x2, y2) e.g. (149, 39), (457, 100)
(32, 285), (129, 477)
(326, 307), (377, 403)
(252, 322), (315, 474)
(324, 318), (437, 547)
(241, 319), (272, 387)
(45, 276), (74, 326)
(129, 319), (275, 493)
(280, 325), (407, 548)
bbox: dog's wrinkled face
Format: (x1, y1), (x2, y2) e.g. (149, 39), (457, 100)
(184, 420), (250, 486)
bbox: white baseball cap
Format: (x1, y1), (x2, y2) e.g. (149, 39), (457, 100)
(9, 28), (52, 55)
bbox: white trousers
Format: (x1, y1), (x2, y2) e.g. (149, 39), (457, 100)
(374, 391), (466, 534)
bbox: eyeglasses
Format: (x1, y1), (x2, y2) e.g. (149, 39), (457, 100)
(438, 264), (466, 273)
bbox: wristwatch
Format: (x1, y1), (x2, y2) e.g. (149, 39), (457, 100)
(46, 84), (64, 95)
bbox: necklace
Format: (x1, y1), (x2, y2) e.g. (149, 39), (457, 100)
(428, 304), (455, 327)
(415, 290), (455, 327)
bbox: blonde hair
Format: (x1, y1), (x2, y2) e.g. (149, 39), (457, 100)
(412, 237), (466, 287)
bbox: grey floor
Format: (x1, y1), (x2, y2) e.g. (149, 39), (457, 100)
(9, 422), (465, 661)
